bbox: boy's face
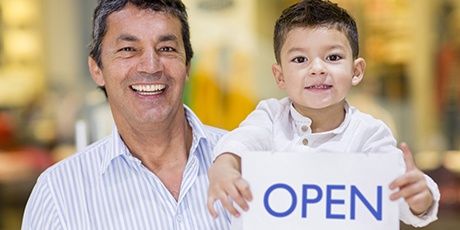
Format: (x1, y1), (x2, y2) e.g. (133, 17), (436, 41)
(272, 27), (365, 115)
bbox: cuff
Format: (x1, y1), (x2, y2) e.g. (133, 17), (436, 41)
(399, 174), (440, 227)
(212, 140), (250, 162)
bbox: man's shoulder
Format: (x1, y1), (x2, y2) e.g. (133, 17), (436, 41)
(39, 136), (110, 181)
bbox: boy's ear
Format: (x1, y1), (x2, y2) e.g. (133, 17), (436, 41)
(272, 63), (285, 89)
(351, 58), (366, 86)
(88, 57), (105, 86)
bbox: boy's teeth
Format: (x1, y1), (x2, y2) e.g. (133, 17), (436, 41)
(309, 84), (330, 89)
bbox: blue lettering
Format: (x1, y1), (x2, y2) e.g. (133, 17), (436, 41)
(264, 183), (297, 217)
(263, 183), (383, 221)
(326, 185), (346, 219)
(350, 185), (382, 220)
(301, 184), (322, 218)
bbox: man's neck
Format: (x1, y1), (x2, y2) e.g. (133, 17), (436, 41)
(115, 108), (193, 200)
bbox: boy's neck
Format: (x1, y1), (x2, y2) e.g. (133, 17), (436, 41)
(294, 101), (346, 133)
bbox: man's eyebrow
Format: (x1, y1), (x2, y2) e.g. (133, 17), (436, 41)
(116, 34), (139, 42)
(158, 34), (178, 42)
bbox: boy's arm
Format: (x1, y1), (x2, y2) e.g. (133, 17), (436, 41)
(207, 153), (252, 218)
(208, 99), (281, 218)
(362, 123), (439, 227)
(390, 143), (440, 227)
(212, 99), (280, 161)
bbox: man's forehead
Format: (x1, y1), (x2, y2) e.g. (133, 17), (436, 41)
(104, 6), (182, 39)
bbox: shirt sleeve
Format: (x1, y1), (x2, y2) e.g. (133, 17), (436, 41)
(22, 175), (64, 230)
(212, 99), (279, 161)
(398, 174), (440, 227)
(361, 121), (440, 227)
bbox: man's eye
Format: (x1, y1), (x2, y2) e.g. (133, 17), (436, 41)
(292, 56), (307, 63)
(159, 47), (176, 52)
(118, 47), (135, 52)
(327, 54), (342, 61)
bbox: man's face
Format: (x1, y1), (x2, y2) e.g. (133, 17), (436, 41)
(89, 4), (188, 128)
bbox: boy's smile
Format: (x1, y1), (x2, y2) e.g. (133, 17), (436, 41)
(272, 26), (365, 117)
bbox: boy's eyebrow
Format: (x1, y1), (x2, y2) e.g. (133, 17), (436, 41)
(286, 45), (346, 54)
(286, 47), (307, 54)
(327, 44), (346, 50)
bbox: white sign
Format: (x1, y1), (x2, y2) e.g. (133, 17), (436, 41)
(239, 152), (404, 230)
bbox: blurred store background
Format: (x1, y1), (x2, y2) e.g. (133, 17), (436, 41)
(0, 0), (458, 229)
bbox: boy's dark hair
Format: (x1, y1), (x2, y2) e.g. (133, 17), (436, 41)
(273, 0), (359, 63)
(89, 0), (193, 96)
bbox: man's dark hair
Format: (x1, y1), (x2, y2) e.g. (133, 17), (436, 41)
(273, 0), (359, 63)
(89, 0), (193, 96)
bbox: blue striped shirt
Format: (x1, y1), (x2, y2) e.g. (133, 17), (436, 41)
(22, 106), (231, 230)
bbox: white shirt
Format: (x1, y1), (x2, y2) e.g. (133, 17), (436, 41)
(213, 97), (439, 227)
(22, 106), (230, 230)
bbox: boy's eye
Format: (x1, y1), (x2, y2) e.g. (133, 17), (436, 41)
(291, 56), (307, 63)
(327, 54), (342, 61)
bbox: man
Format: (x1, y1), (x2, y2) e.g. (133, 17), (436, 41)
(22, 0), (230, 229)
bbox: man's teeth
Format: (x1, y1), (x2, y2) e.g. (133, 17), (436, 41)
(131, 84), (165, 95)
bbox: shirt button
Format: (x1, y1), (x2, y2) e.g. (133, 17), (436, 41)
(302, 138), (308, 145)
(301, 125), (308, 132)
(176, 214), (183, 223)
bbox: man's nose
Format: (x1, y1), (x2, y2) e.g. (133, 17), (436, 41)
(137, 50), (163, 74)
(309, 58), (326, 76)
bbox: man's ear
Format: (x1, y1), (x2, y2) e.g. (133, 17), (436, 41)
(88, 57), (105, 86)
(351, 57), (366, 86)
(272, 63), (285, 89)
(185, 64), (191, 81)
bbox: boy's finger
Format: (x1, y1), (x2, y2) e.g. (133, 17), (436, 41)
(389, 170), (419, 190)
(235, 179), (253, 201)
(207, 197), (218, 218)
(390, 180), (424, 201)
(227, 185), (249, 211)
(400, 142), (415, 171)
(220, 195), (241, 217)
(231, 194), (249, 212)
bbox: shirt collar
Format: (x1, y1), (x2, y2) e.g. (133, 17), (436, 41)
(289, 100), (352, 135)
(99, 104), (209, 174)
(100, 125), (129, 174)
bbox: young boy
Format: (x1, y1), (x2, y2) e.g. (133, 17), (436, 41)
(207, 0), (439, 227)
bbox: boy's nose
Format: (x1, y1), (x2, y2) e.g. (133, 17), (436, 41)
(309, 58), (326, 76)
(137, 50), (163, 74)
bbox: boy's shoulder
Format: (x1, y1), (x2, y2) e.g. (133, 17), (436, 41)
(252, 97), (291, 120)
(347, 104), (393, 132)
(255, 97), (291, 112)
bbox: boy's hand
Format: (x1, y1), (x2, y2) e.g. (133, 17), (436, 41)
(389, 143), (433, 215)
(207, 153), (253, 218)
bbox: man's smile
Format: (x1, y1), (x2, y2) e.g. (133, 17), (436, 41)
(130, 84), (166, 95)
